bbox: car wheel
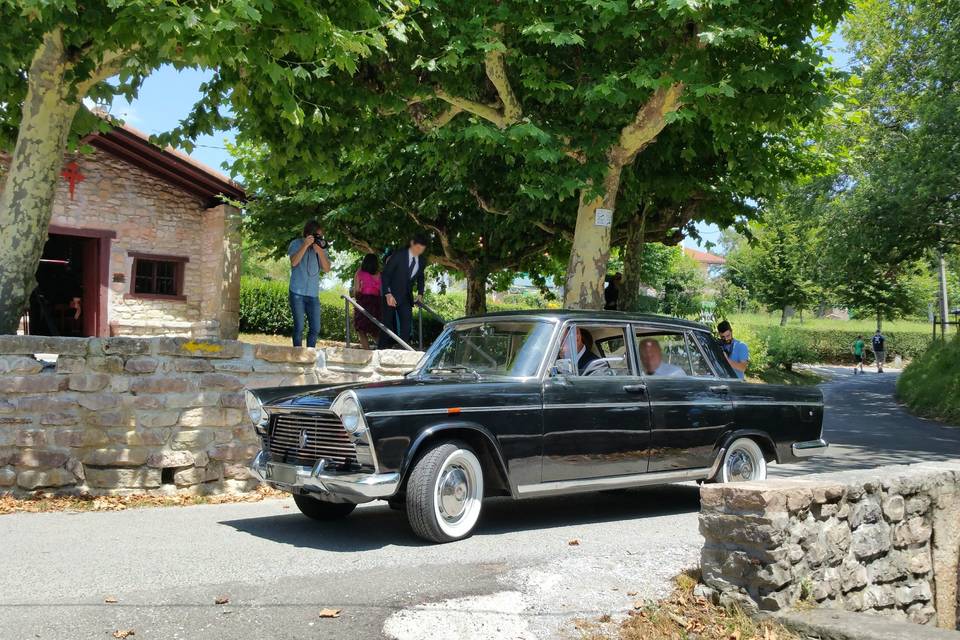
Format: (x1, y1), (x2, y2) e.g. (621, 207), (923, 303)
(718, 438), (767, 483)
(292, 494), (357, 520)
(406, 442), (484, 543)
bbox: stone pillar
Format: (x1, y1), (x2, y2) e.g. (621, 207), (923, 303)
(200, 204), (241, 340)
(931, 477), (960, 629)
(219, 204), (241, 340)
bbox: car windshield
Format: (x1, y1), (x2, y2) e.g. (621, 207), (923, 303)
(418, 320), (555, 378)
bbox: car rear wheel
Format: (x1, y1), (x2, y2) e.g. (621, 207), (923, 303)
(292, 494), (357, 520)
(406, 442), (484, 543)
(718, 438), (767, 483)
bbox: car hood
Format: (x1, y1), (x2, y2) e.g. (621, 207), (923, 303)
(255, 375), (540, 414)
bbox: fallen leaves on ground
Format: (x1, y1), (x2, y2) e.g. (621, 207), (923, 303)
(112, 630), (135, 639)
(0, 485), (286, 515)
(574, 571), (801, 640)
(215, 596), (230, 605)
(318, 608), (342, 619)
(567, 538), (580, 546)
(104, 597), (118, 604)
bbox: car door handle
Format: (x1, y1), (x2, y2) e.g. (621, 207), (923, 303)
(623, 384), (647, 394)
(709, 385), (729, 393)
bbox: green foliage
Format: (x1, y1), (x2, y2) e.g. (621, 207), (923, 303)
(741, 324), (931, 364)
(730, 325), (770, 376)
(763, 327), (818, 371)
(898, 337), (960, 423)
(726, 196), (820, 323)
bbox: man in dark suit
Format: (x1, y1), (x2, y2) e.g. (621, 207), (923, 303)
(377, 233), (428, 348)
(559, 326), (599, 373)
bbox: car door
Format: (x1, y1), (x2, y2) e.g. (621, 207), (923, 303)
(541, 322), (652, 481)
(638, 327), (734, 473)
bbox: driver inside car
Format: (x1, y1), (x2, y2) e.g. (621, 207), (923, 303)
(559, 327), (599, 374)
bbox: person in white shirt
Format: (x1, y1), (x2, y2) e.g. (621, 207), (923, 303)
(638, 338), (685, 377)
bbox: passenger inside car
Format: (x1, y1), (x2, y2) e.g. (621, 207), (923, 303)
(559, 327), (599, 373)
(638, 337), (685, 377)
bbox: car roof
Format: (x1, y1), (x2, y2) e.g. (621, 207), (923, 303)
(450, 309), (713, 333)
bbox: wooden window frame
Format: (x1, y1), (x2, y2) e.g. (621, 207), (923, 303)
(126, 252), (188, 301)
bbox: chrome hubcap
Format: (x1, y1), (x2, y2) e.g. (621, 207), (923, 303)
(437, 465), (470, 522)
(727, 449), (755, 481)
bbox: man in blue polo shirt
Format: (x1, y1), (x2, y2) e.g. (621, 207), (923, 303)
(717, 320), (749, 379)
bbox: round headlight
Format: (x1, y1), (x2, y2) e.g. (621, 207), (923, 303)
(244, 390), (263, 426)
(339, 395), (362, 434)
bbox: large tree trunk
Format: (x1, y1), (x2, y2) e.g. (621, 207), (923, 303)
(563, 166), (623, 309)
(0, 30), (80, 333)
(464, 267), (488, 316)
(620, 210), (647, 312)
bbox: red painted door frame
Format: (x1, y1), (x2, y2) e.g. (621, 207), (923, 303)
(48, 225), (116, 337)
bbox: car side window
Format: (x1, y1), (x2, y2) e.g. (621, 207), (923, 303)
(554, 323), (634, 377)
(635, 330), (691, 377)
(685, 332), (717, 378)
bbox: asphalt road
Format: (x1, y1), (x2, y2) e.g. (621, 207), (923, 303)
(1, 367), (958, 640)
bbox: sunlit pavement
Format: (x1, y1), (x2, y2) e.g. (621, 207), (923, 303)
(1, 366), (957, 639)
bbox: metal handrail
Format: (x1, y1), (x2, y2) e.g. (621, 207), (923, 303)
(341, 294), (415, 351)
(414, 299), (448, 349)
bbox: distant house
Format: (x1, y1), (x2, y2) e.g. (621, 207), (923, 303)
(683, 247), (725, 277)
(4, 122), (245, 339)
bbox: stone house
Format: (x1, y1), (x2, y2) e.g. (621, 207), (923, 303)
(3, 122), (245, 339)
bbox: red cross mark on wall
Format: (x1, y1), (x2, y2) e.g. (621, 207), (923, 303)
(60, 161), (85, 200)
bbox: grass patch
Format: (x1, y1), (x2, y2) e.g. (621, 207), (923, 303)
(238, 333), (345, 348)
(897, 336), (960, 423)
(728, 312), (930, 333)
(751, 367), (824, 386)
(574, 572), (800, 640)
(0, 485), (286, 515)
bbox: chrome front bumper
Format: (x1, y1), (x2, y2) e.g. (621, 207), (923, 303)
(249, 451), (399, 502)
(792, 438), (829, 458)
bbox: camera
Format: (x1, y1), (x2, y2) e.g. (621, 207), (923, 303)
(313, 234), (329, 249)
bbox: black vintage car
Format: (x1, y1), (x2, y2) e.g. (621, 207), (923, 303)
(246, 311), (827, 542)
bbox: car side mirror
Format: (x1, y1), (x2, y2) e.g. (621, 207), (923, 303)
(552, 359), (575, 377)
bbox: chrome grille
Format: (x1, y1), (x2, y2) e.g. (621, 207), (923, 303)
(267, 411), (358, 467)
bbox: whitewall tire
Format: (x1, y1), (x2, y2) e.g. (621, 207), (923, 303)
(406, 442), (484, 543)
(718, 438), (767, 483)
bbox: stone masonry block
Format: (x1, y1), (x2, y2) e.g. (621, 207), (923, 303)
(175, 358), (215, 373)
(147, 450), (195, 468)
(178, 407), (243, 428)
(80, 447), (149, 467)
(17, 468), (77, 490)
(0, 356), (43, 375)
(851, 521), (892, 560)
(199, 373), (243, 391)
(255, 344), (318, 364)
(16, 429), (46, 447)
(161, 392), (221, 409)
(40, 411), (81, 426)
(157, 338), (243, 359)
(14, 449), (70, 468)
(174, 466), (205, 487)
(894, 516), (933, 548)
(882, 494), (906, 522)
(321, 346), (371, 366)
(86, 356), (124, 374)
(129, 376), (196, 394)
(77, 393), (120, 411)
(17, 394), (78, 413)
(98, 337), (153, 356)
(136, 411), (181, 428)
(54, 356), (86, 374)
(85, 467), (161, 489)
(172, 430), (216, 449)
(0, 466), (16, 486)
(124, 356), (159, 374)
(0, 376), (61, 394)
(52, 428), (110, 448)
(375, 349), (424, 367)
(68, 373), (110, 392)
(108, 428), (170, 446)
(0, 335), (87, 356)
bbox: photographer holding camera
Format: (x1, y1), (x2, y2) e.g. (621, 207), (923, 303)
(287, 220), (332, 348)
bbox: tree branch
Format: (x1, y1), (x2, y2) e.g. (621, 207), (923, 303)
(470, 187), (510, 215)
(77, 48), (135, 93)
(609, 82), (684, 167)
(392, 201), (456, 263)
(484, 24), (522, 124)
(412, 24), (523, 131)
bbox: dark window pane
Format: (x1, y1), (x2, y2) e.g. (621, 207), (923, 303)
(132, 259), (180, 296)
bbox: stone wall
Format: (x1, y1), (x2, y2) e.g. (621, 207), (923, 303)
(700, 462), (960, 629)
(0, 335), (422, 495)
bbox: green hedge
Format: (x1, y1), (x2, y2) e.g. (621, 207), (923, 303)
(897, 337), (960, 423)
(738, 324), (932, 366)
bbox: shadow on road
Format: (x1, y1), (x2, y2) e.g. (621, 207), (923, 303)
(220, 484), (701, 551)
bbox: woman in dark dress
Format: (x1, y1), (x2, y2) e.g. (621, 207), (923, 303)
(352, 253), (382, 349)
